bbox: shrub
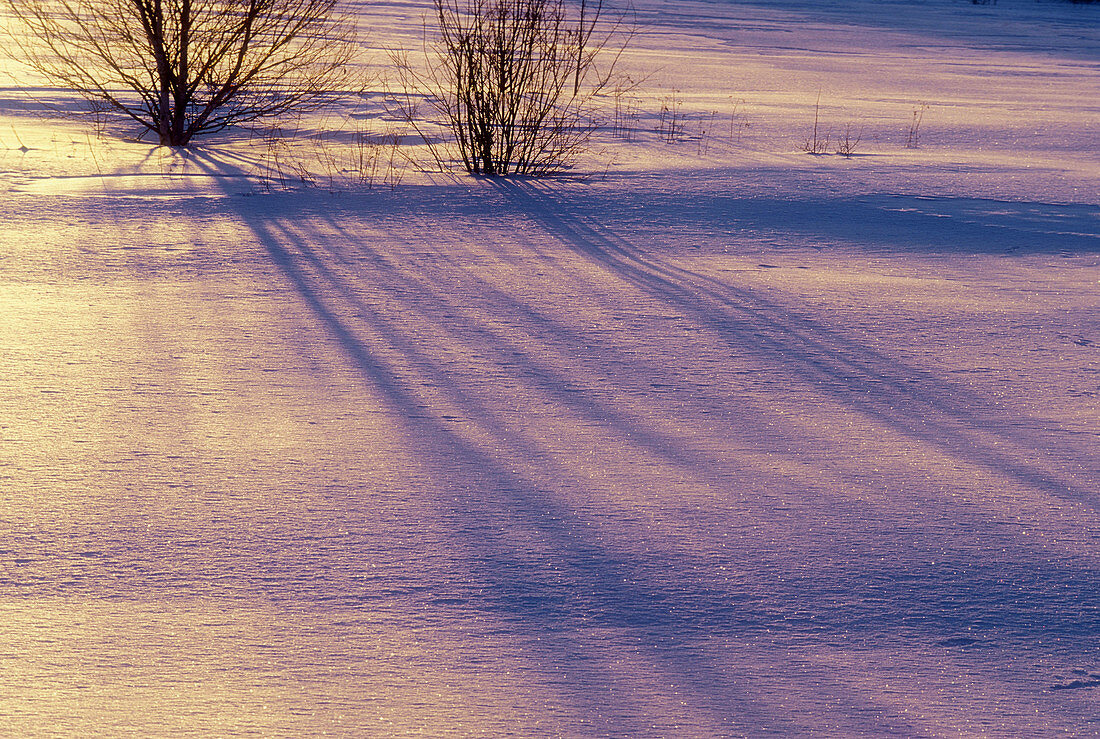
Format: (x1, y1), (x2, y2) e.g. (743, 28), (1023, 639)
(394, 0), (627, 176)
(5, 0), (358, 146)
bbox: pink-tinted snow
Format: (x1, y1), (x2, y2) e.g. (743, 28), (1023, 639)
(0, 0), (1098, 735)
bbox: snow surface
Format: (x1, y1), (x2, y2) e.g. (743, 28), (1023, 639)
(1, 0), (1098, 735)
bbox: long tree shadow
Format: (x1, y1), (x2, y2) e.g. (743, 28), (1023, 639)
(185, 152), (827, 735)
(187, 150), (1100, 733)
(497, 179), (1099, 511)
(266, 187), (1100, 634)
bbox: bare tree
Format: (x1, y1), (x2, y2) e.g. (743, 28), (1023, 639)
(394, 0), (628, 176)
(5, 0), (358, 146)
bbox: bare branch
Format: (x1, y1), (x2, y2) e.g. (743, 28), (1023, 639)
(394, 0), (630, 176)
(4, 0), (359, 146)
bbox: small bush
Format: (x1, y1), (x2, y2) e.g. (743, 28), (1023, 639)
(5, 0), (358, 147)
(395, 0), (628, 176)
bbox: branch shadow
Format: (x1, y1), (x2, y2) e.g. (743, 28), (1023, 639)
(184, 149), (1100, 733)
(497, 179), (1098, 506)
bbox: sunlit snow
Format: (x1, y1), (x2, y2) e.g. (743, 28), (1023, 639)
(1, 0), (1098, 735)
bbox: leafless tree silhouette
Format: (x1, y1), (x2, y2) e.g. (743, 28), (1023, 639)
(394, 0), (628, 176)
(5, 0), (358, 146)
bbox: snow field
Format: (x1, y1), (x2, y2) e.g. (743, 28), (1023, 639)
(0, 0), (1098, 735)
